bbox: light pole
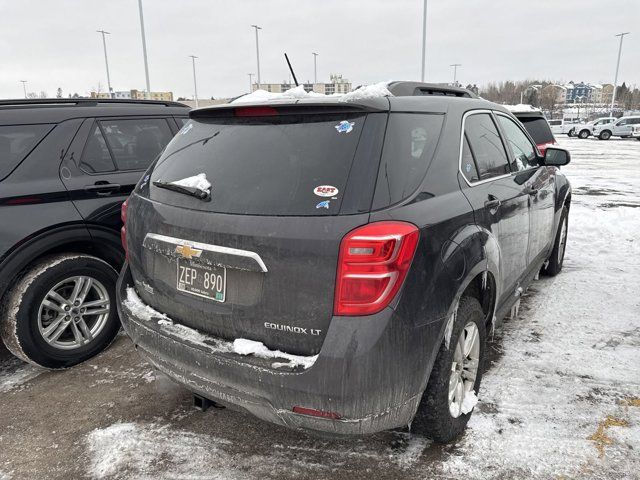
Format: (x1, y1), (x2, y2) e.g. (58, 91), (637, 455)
(312, 52), (319, 84)
(189, 55), (199, 108)
(421, 0), (428, 81)
(450, 63), (461, 85)
(610, 32), (630, 114)
(20, 80), (27, 98)
(97, 30), (113, 98)
(248, 73), (254, 92)
(137, 0), (151, 99)
(251, 25), (262, 87)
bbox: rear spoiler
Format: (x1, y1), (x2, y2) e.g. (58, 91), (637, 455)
(190, 102), (387, 119)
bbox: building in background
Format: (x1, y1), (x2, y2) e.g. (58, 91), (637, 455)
(90, 89), (174, 101)
(252, 73), (352, 95)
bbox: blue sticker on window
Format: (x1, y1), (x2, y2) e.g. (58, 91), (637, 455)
(466, 163), (472, 173)
(334, 120), (354, 134)
(316, 200), (330, 209)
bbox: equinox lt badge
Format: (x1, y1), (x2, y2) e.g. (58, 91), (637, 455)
(264, 322), (321, 336)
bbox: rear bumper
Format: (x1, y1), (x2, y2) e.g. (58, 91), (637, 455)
(117, 263), (444, 435)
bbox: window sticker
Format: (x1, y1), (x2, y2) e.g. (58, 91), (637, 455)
(334, 120), (355, 134)
(316, 200), (330, 209)
(313, 185), (339, 197)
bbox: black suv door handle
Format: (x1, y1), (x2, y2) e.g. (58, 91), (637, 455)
(84, 182), (121, 196)
(485, 195), (501, 211)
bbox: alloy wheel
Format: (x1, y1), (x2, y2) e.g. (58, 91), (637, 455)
(448, 322), (480, 418)
(37, 276), (111, 350)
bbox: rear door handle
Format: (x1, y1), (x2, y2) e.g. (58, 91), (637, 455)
(84, 182), (121, 196)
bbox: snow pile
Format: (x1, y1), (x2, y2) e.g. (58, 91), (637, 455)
(502, 103), (541, 113)
(169, 173), (211, 194)
(230, 85), (325, 104)
(124, 287), (317, 370)
(460, 389), (478, 414)
(86, 422), (236, 479)
(233, 338), (318, 370)
(338, 81), (393, 102)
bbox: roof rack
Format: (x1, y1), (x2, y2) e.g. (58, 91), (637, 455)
(0, 98), (187, 108)
(387, 81), (477, 98)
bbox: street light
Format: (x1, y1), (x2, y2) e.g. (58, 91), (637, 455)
(248, 73), (254, 93)
(312, 52), (319, 84)
(450, 63), (462, 84)
(137, 0), (151, 99)
(610, 32), (630, 114)
(20, 80), (27, 99)
(189, 55), (199, 108)
(421, 0), (428, 81)
(97, 30), (113, 98)
(251, 25), (262, 87)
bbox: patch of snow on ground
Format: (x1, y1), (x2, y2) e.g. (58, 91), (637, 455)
(460, 390), (478, 414)
(169, 173), (211, 193)
(124, 287), (317, 370)
(0, 356), (40, 393)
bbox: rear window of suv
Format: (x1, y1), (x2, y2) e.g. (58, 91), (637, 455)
(0, 124), (54, 180)
(516, 116), (555, 145)
(150, 112), (372, 216)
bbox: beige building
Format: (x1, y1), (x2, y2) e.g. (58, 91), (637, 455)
(252, 73), (352, 96)
(90, 89), (175, 101)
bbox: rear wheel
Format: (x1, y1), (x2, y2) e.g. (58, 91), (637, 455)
(0, 254), (120, 368)
(542, 206), (569, 276)
(412, 296), (486, 443)
(567, 128), (575, 137)
(578, 129), (590, 139)
(599, 130), (612, 140)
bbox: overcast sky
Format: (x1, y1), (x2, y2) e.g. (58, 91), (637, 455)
(1, 0), (638, 99)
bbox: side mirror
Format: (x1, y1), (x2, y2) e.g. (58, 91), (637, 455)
(543, 147), (571, 167)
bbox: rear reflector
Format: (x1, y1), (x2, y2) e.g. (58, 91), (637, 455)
(292, 406), (341, 420)
(334, 221), (420, 316)
(234, 106), (278, 117)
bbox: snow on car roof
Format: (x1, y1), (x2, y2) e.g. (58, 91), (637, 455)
(229, 82), (393, 105)
(502, 104), (542, 113)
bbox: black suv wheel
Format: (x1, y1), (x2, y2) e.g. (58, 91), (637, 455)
(412, 297), (486, 443)
(0, 254), (120, 368)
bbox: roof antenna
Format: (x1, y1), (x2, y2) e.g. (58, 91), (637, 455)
(284, 53), (299, 86)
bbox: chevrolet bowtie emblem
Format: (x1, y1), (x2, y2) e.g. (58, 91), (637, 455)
(175, 244), (202, 259)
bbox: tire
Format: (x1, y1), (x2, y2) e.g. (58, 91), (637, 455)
(567, 128), (575, 137)
(412, 296), (486, 443)
(599, 130), (612, 140)
(0, 254), (120, 368)
(578, 129), (590, 139)
(542, 206), (569, 277)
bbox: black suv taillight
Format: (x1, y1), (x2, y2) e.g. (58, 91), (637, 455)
(334, 221), (419, 316)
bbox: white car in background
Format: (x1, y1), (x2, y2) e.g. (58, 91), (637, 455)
(548, 119), (581, 137)
(574, 117), (616, 139)
(593, 116), (640, 140)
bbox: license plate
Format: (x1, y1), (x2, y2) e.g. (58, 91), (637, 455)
(176, 258), (226, 302)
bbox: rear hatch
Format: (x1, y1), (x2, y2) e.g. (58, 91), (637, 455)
(126, 104), (388, 355)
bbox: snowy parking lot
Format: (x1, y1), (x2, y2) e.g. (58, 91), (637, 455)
(1, 137), (639, 480)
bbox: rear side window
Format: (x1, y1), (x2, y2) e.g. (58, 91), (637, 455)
(151, 113), (371, 216)
(517, 116), (555, 145)
(100, 118), (173, 171)
(461, 135), (479, 183)
(80, 124), (116, 173)
(0, 124), (54, 179)
(372, 113), (444, 209)
(464, 113), (510, 181)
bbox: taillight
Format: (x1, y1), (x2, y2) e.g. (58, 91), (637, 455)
(120, 199), (128, 258)
(334, 221), (420, 316)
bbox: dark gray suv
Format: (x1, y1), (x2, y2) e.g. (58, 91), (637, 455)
(117, 82), (571, 442)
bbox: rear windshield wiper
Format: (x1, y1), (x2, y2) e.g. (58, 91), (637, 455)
(152, 180), (210, 201)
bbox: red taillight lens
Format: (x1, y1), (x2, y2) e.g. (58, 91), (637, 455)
(120, 199), (128, 258)
(334, 221), (420, 316)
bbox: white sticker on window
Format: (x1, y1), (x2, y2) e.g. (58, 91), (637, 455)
(314, 185), (339, 197)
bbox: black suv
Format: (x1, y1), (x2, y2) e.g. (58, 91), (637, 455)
(0, 98), (189, 368)
(117, 82), (571, 442)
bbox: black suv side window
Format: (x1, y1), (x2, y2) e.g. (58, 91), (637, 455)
(464, 113), (510, 181)
(461, 135), (479, 183)
(0, 124), (54, 180)
(496, 115), (538, 171)
(80, 123), (116, 173)
(100, 118), (173, 171)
